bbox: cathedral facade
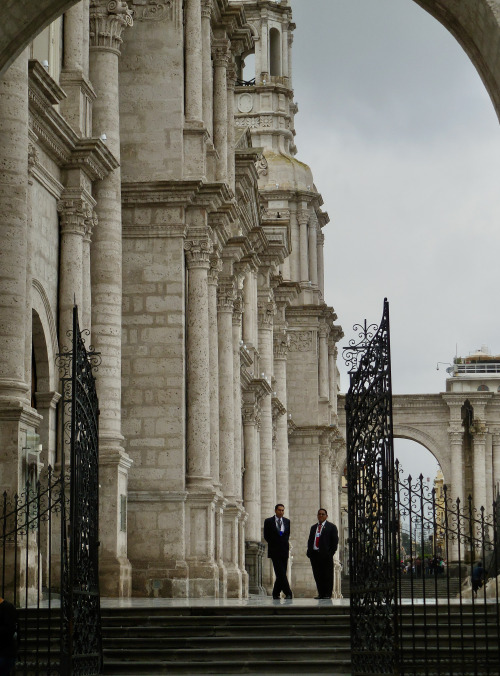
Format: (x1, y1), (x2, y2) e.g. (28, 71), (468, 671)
(0, 0), (346, 599)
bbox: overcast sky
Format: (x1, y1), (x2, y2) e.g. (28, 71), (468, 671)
(289, 0), (500, 479)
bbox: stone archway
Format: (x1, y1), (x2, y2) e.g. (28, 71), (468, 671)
(2, 0), (500, 121)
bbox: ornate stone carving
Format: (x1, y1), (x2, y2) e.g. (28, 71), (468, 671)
(208, 253), (222, 286)
(184, 238), (212, 268)
(90, 0), (134, 52)
(233, 290), (244, 325)
(217, 283), (235, 312)
(212, 40), (231, 68)
(84, 210), (98, 243)
(201, 0), (212, 19)
(297, 210), (309, 226)
(260, 115), (272, 128)
(257, 300), (276, 328)
(288, 331), (312, 352)
(57, 196), (94, 236)
(255, 154), (268, 177)
(273, 332), (289, 360)
(130, 0), (173, 21)
(238, 93), (253, 114)
(28, 143), (39, 175)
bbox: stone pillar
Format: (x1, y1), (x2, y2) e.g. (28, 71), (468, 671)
(492, 432), (500, 500)
(258, 297), (275, 592)
(448, 429), (464, 508)
(185, 239), (213, 486)
(289, 207), (299, 283)
(82, 210), (96, 332)
(57, 194), (91, 343)
(227, 63), (236, 191)
(233, 291), (244, 501)
(243, 402), (265, 595)
(318, 326), (329, 399)
(273, 333), (289, 508)
(185, 0), (203, 122)
(242, 271), (255, 347)
(260, 20), (268, 77)
(0, 49), (33, 494)
(328, 344), (337, 412)
(89, 0), (133, 596)
(331, 456), (341, 530)
(287, 31), (293, 88)
(317, 229), (325, 297)
(472, 422), (487, 512)
(485, 434), (494, 512)
(201, 0), (213, 137)
(218, 282), (235, 500)
(298, 211), (309, 282)
(208, 255), (221, 488)
(61, 1), (94, 137)
(319, 447), (333, 517)
(308, 219), (318, 287)
(213, 40), (229, 182)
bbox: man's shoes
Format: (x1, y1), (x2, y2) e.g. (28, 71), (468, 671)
(320, 596), (331, 599)
(285, 594), (293, 599)
(314, 595), (321, 599)
(272, 596), (280, 600)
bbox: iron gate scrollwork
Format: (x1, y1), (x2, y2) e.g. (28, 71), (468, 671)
(343, 298), (398, 675)
(0, 305), (102, 675)
(59, 306), (102, 675)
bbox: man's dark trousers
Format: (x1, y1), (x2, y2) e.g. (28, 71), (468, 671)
(309, 551), (334, 597)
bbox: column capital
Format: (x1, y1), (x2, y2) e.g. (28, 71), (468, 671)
(257, 300), (276, 328)
(233, 290), (244, 325)
(320, 447), (332, 465)
(448, 428), (463, 445)
(471, 419), (488, 439)
(319, 325), (329, 340)
(89, 0), (133, 53)
(226, 65), (237, 91)
(28, 142), (39, 178)
(273, 331), (289, 360)
(208, 253), (222, 286)
(84, 210), (98, 243)
(201, 0), (213, 19)
(184, 238), (213, 268)
(212, 39), (231, 67)
(242, 404), (258, 426)
(297, 210), (309, 226)
(58, 194), (95, 237)
(217, 283), (235, 312)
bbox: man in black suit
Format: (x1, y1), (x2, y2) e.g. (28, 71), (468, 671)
(307, 507), (339, 599)
(263, 503), (293, 599)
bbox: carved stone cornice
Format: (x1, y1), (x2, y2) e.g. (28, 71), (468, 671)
(271, 397), (286, 420)
(130, 0), (174, 22)
(184, 238), (212, 268)
(89, 0), (134, 54)
(329, 325), (344, 345)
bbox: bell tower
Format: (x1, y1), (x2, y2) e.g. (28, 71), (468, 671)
(235, 0), (297, 155)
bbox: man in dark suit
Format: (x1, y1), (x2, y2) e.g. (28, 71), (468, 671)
(307, 507), (339, 599)
(263, 503), (293, 599)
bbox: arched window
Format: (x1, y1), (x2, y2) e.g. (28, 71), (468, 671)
(477, 383), (490, 391)
(269, 28), (281, 76)
(242, 52), (255, 84)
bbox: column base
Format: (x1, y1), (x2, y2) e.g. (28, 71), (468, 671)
(131, 561), (189, 598)
(99, 555), (132, 597)
(245, 540), (266, 596)
(187, 561), (220, 598)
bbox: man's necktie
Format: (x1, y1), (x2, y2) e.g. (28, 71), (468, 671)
(315, 523), (322, 548)
(278, 518), (282, 531)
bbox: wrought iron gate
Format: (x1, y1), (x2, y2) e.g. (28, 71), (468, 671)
(0, 306), (102, 675)
(343, 299), (398, 674)
(344, 299), (500, 675)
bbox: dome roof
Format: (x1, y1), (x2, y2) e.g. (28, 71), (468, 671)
(260, 151), (316, 193)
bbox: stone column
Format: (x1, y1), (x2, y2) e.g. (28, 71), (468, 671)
(298, 211), (309, 282)
(317, 229), (325, 297)
(242, 271), (255, 347)
(448, 429), (464, 508)
(318, 326), (329, 399)
(57, 194), (91, 343)
(201, 0), (213, 137)
(226, 62), (236, 191)
(233, 291), (244, 501)
(331, 456), (341, 530)
(208, 254), (221, 488)
(287, 31), (293, 88)
(0, 49), (33, 494)
(82, 210), (96, 332)
(89, 0), (133, 596)
(260, 20), (268, 77)
(328, 344), (337, 412)
(218, 282), (235, 500)
(185, 239), (213, 486)
(308, 219), (318, 287)
(319, 447), (333, 517)
(258, 299), (275, 520)
(485, 434), (494, 512)
(273, 332), (289, 508)
(213, 40), (230, 182)
(472, 422), (487, 513)
(492, 432), (500, 500)
(61, 1), (94, 137)
(289, 206), (299, 283)
(185, 0), (203, 122)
